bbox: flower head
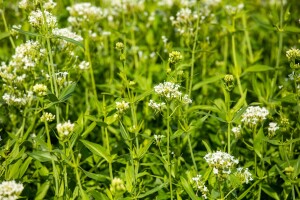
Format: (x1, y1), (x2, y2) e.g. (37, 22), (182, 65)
(0, 180), (24, 200)
(268, 122), (279, 138)
(33, 83), (48, 96)
(116, 101), (129, 113)
(57, 120), (75, 140)
(241, 106), (269, 128)
(235, 167), (253, 184)
(168, 51), (183, 64)
(204, 151), (239, 179)
(286, 48), (300, 61)
(40, 112), (55, 122)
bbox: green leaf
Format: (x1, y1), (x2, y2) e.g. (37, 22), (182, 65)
(28, 151), (57, 162)
(0, 32), (11, 40)
(46, 93), (59, 102)
(242, 65), (274, 75)
(81, 169), (110, 181)
(105, 114), (118, 125)
(7, 159), (23, 179)
(53, 34), (84, 49)
(120, 121), (131, 141)
(285, 26), (300, 33)
(192, 74), (224, 91)
(254, 127), (265, 159)
(136, 140), (153, 160)
(180, 177), (200, 200)
(171, 129), (184, 140)
(12, 27), (42, 37)
(133, 89), (153, 103)
(19, 156), (33, 178)
(202, 140), (211, 153)
(237, 180), (260, 200)
(80, 139), (112, 163)
(58, 83), (77, 102)
(137, 182), (168, 198)
(81, 121), (97, 138)
(261, 183), (280, 200)
(35, 181), (50, 200)
(231, 90), (247, 115)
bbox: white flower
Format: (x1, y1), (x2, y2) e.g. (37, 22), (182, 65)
(148, 100), (166, 111)
(52, 28), (83, 49)
(116, 101), (129, 113)
(40, 112), (55, 122)
(268, 122), (279, 137)
(241, 106), (269, 128)
(204, 151), (239, 177)
(78, 61), (90, 70)
(235, 167), (253, 184)
(57, 120), (75, 139)
(29, 9), (57, 30)
(33, 83), (48, 96)
(154, 82), (182, 99)
(0, 180), (24, 199)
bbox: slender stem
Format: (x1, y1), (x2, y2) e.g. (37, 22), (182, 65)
(45, 121), (52, 150)
(187, 134), (197, 171)
(231, 17), (243, 97)
(166, 103), (173, 200)
(242, 14), (253, 63)
(0, 7), (15, 48)
(188, 15), (200, 97)
(253, 125), (257, 176)
(84, 32), (100, 115)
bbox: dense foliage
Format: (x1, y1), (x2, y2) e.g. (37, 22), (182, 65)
(0, 0), (299, 199)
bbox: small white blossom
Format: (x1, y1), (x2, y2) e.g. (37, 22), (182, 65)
(235, 167), (253, 184)
(154, 82), (182, 99)
(241, 106), (269, 128)
(40, 112), (55, 122)
(33, 83), (48, 96)
(0, 180), (24, 200)
(116, 101), (129, 113)
(204, 151), (239, 178)
(268, 122), (279, 137)
(148, 100), (166, 111)
(29, 9), (57, 30)
(192, 175), (208, 199)
(57, 120), (75, 140)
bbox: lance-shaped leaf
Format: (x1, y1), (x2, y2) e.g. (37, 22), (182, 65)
(81, 139), (112, 163)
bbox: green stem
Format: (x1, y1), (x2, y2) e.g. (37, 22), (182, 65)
(231, 17), (243, 97)
(84, 32), (100, 115)
(242, 14), (253, 63)
(253, 125), (257, 176)
(45, 121), (52, 150)
(187, 134), (197, 171)
(0, 7), (15, 48)
(166, 103), (173, 200)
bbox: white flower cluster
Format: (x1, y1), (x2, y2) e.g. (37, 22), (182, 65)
(286, 47), (300, 61)
(204, 151), (239, 177)
(268, 122), (279, 137)
(116, 101), (130, 113)
(55, 72), (71, 87)
(52, 28), (83, 49)
(2, 91), (33, 107)
(67, 3), (105, 27)
(232, 125), (241, 138)
(33, 83), (48, 96)
(148, 100), (166, 112)
(235, 167), (253, 184)
(19, 0), (56, 10)
(40, 112), (55, 122)
(170, 8), (198, 35)
(153, 82), (192, 104)
(57, 120), (75, 140)
(78, 61), (90, 70)
(192, 175), (209, 199)
(110, 177), (126, 194)
(225, 3), (244, 15)
(154, 134), (165, 145)
(0, 180), (24, 200)
(10, 40), (44, 71)
(241, 106), (269, 127)
(29, 9), (57, 30)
